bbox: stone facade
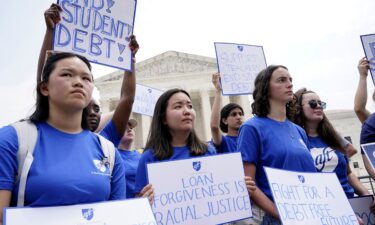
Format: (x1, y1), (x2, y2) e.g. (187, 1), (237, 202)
(95, 51), (367, 176)
(95, 51), (252, 149)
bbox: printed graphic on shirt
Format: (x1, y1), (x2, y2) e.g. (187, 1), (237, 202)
(310, 147), (339, 172)
(92, 159), (110, 176)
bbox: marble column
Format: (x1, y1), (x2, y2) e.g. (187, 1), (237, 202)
(199, 90), (212, 141)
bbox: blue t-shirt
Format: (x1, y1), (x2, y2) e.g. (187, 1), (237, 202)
(212, 135), (238, 154)
(134, 145), (216, 194)
(238, 116), (316, 200)
(119, 149), (141, 198)
(99, 120), (122, 148)
(0, 122), (126, 207)
(360, 113), (375, 154)
(308, 136), (354, 198)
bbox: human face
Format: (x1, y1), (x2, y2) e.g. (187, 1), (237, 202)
(41, 57), (93, 112)
(164, 92), (196, 134)
(268, 67), (293, 104)
(87, 99), (101, 131)
(223, 108), (244, 131)
(121, 124), (135, 143)
(302, 92), (324, 124)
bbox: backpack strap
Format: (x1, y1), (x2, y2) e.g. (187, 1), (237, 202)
(95, 133), (115, 177)
(11, 120), (38, 207)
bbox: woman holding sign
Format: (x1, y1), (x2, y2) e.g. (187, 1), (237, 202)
(292, 88), (374, 206)
(0, 51), (126, 224)
(134, 88), (216, 198)
(38, 3), (139, 144)
(134, 88), (256, 201)
(237, 65), (316, 224)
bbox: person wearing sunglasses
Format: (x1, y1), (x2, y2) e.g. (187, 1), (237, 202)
(292, 88), (374, 209)
(238, 65), (316, 224)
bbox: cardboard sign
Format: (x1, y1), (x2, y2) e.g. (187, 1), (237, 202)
(360, 34), (375, 85)
(214, 42), (267, 95)
(264, 167), (359, 225)
(54, 0), (137, 71)
(4, 198), (156, 225)
(133, 84), (163, 117)
(349, 195), (375, 225)
(361, 142), (375, 171)
(147, 153), (252, 225)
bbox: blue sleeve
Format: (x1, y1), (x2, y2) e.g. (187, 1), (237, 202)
(0, 125), (18, 191)
(109, 149), (126, 200)
(238, 124), (261, 165)
(296, 126), (310, 148)
(211, 137), (227, 154)
(134, 151), (153, 194)
(99, 120), (122, 148)
(206, 144), (217, 155)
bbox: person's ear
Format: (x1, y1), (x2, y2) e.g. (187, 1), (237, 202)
(40, 83), (49, 96)
(222, 118), (228, 125)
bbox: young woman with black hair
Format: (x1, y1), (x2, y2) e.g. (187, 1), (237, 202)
(135, 88), (256, 205)
(0, 52), (126, 224)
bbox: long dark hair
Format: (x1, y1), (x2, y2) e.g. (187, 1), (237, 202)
(220, 103), (244, 133)
(251, 65), (293, 118)
(291, 88), (344, 152)
(145, 88), (208, 160)
(29, 52), (92, 129)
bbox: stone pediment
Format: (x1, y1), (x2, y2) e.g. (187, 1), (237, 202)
(95, 51), (217, 84)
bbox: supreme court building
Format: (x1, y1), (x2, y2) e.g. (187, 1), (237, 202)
(95, 51), (368, 177)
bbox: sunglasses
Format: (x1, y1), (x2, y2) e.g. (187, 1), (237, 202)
(306, 100), (327, 109)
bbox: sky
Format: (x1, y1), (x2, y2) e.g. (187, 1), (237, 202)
(1, 0), (375, 126)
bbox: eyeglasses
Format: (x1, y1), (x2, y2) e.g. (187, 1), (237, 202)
(306, 100), (327, 109)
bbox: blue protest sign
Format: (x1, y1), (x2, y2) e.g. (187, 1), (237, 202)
(360, 34), (375, 86)
(264, 167), (359, 225)
(349, 195), (375, 225)
(214, 42), (267, 95)
(147, 153), (252, 225)
(133, 84), (164, 117)
(54, 0), (137, 71)
(361, 142), (375, 170)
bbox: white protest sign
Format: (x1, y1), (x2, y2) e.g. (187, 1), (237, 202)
(54, 0), (136, 71)
(361, 143), (375, 171)
(214, 42), (267, 95)
(264, 167), (359, 225)
(349, 195), (375, 225)
(147, 152), (252, 225)
(4, 198), (156, 225)
(133, 84), (163, 117)
(361, 34), (375, 86)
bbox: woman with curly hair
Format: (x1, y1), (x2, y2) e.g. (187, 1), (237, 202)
(292, 88), (374, 207)
(237, 65), (316, 224)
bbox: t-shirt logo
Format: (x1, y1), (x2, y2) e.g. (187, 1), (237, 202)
(310, 147), (338, 172)
(93, 159), (108, 173)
